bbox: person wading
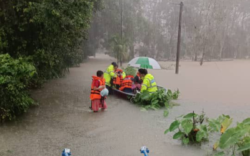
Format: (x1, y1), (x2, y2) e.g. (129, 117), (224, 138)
(138, 69), (158, 93)
(90, 70), (108, 112)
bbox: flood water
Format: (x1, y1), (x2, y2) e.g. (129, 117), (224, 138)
(0, 54), (250, 156)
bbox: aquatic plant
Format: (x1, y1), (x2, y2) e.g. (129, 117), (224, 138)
(164, 112), (233, 145)
(213, 118), (250, 156)
(132, 89), (179, 111)
(164, 111), (209, 144)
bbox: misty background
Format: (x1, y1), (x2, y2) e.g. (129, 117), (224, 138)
(85, 0), (250, 62)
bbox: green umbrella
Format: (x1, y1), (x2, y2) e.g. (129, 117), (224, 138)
(128, 57), (161, 69)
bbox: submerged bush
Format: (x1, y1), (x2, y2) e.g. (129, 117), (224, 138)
(132, 89), (180, 110)
(0, 54), (36, 121)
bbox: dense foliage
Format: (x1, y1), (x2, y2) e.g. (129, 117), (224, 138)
(213, 118), (250, 156)
(165, 113), (233, 145)
(0, 0), (100, 120)
(0, 0), (100, 82)
(132, 89), (179, 110)
(164, 112), (250, 156)
(165, 112), (208, 144)
(0, 54), (36, 121)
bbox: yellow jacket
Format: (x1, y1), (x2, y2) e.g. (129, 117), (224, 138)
(122, 71), (126, 79)
(104, 64), (115, 86)
(141, 74), (158, 93)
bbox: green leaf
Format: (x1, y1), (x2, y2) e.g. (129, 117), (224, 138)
(221, 118), (233, 134)
(242, 118), (250, 125)
(209, 119), (221, 132)
(141, 93), (151, 100)
(181, 119), (193, 134)
(164, 110), (169, 117)
(173, 131), (183, 139)
(164, 101), (169, 108)
(219, 128), (247, 149)
(169, 120), (180, 132)
(196, 131), (204, 142)
(238, 142), (250, 152)
(164, 129), (170, 134)
(214, 151), (225, 156)
(213, 140), (220, 150)
(183, 112), (198, 119)
(151, 99), (159, 105)
(182, 137), (189, 145)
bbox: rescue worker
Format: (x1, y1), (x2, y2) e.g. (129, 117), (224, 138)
(90, 70), (108, 112)
(138, 69), (158, 93)
(104, 62), (118, 91)
(112, 69), (126, 89)
(119, 75), (134, 93)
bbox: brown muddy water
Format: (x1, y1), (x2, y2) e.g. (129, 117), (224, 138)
(0, 54), (250, 156)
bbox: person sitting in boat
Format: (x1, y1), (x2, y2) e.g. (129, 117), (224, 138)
(113, 69), (126, 89)
(138, 69), (158, 93)
(90, 70), (109, 112)
(104, 62), (118, 92)
(119, 75), (134, 93)
(132, 71), (143, 91)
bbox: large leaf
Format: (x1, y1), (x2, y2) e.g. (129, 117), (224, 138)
(182, 137), (189, 145)
(209, 119), (221, 132)
(238, 141), (250, 152)
(213, 140), (220, 150)
(173, 131), (184, 139)
(169, 120), (180, 132)
(183, 112), (198, 119)
(219, 128), (247, 149)
(181, 119), (193, 134)
(196, 131), (205, 142)
(242, 118), (250, 125)
(164, 129), (170, 134)
(214, 151), (225, 156)
(220, 118), (233, 134)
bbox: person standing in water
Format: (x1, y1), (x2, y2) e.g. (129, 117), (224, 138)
(138, 69), (158, 93)
(90, 70), (108, 112)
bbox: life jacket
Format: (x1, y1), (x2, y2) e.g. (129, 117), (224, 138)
(90, 76), (105, 100)
(113, 69), (123, 85)
(119, 75), (134, 91)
